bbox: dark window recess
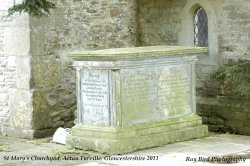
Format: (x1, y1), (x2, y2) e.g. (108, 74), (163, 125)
(194, 8), (208, 47)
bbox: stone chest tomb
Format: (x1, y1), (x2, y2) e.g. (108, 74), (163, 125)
(67, 46), (208, 154)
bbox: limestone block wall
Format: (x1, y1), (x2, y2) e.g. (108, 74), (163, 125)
(138, 0), (185, 46)
(28, 0), (138, 137)
(138, 0), (250, 135)
(138, 0), (250, 60)
(1, 0), (138, 138)
(0, 1), (30, 131)
(1, 0), (249, 137)
(138, 0), (250, 93)
(197, 97), (250, 135)
(218, 0), (250, 61)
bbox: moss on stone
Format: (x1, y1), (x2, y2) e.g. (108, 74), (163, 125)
(68, 46), (208, 61)
(67, 115), (208, 154)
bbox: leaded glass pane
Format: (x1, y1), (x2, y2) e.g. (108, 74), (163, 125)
(194, 8), (208, 47)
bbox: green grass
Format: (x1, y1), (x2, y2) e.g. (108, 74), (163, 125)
(33, 140), (43, 145)
(51, 148), (103, 158)
(51, 149), (64, 157)
(0, 143), (11, 152)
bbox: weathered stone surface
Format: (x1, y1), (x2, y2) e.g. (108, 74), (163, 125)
(1, 0), (250, 138)
(67, 46), (208, 154)
(3, 27), (30, 56)
(2, 126), (35, 139)
(15, 56), (31, 90)
(30, 56), (62, 89)
(69, 46), (207, 60)
(80, 69), (110, 126)
(121, 64), (192, 126)
(47, 85), (76, 128)
(138, 0), (250, 105)
(225, 119), (243, 130)
(207, 117), (225, 125)
(32, 89), (52, 130)
(0, 3), (27, 131)
(8, 89), (33, 129)
(197, 97), (250, 134)
(67, 115), (208, 154)
(1, 0), (138, 137)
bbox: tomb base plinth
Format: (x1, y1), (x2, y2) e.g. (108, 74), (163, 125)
(67, 115), (207, 154)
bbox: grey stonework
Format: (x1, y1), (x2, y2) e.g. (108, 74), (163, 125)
(0, 0), (250, 137)
(1, 0), (138, 138)
(197, 97), (250, 135)
(138, 0), (250, 135)
(138, 0), (250, 60)
(0, 1), (26, 132)
(138, 0), (250, 91)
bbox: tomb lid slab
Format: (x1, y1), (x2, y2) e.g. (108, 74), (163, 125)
(68, 46), (208, 61)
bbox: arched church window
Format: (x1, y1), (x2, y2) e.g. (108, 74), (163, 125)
(194, 8), (208, 47)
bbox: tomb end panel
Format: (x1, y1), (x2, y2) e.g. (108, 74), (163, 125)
(80, 69), (111, 126)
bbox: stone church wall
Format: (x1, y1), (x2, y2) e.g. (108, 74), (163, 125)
(138, 0), (250, 60)
(1, 0), (138, 138)
(138, 0), (185, 46)
(0, 0), (29, 132)
(138, 0), (250, 134)
(0, 0), (249, 137)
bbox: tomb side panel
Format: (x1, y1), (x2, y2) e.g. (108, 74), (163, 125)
(121, 63), (193, 126)
(121, 68), (158, 126)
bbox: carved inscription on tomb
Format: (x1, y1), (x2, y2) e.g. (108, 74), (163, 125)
(121, 69), (158, 126)
(121, 64), (192, 126)
(158, 64), (192, 118)
(81, 70), (109, 126)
